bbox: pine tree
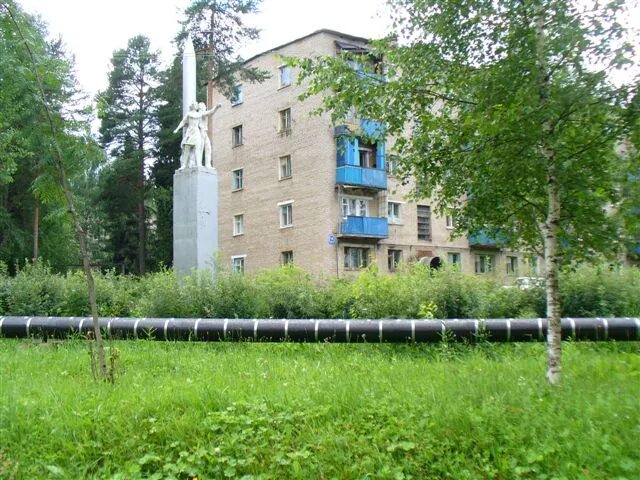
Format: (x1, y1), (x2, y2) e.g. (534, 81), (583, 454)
(98, 36), (161, 275)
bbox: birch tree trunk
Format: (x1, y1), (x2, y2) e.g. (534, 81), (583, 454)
(536, 1), (562, 385)
(544, 166), (562, 384)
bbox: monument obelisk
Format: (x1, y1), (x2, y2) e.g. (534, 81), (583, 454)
(173, 34), (219, 276)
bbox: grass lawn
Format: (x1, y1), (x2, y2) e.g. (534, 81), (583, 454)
(0, 339), (639, 479)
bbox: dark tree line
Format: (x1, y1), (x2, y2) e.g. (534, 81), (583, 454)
(0, 0), (264, 275)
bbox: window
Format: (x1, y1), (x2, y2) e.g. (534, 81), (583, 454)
(279, 108), (291, 134)
(388, 249), (402, 271)
(281, 250), (293, 265)
(387, 201), (401, 224)
(279, 155), (292, 179)
(358, 142), (375, 168)
(233, 214), (244, 236)
(231, 256), (245, 274)
(475, 254), (495, 274)
(232, 125), (243, 147)
(341, 196), (369, 217)
(447, 252), (461, 267)
(279, 65), (291, 88)
(417, 205), (431, 241)
(528, 256), (539, 275)
(344, 247), (370, 269)
(507, 256), (518, 275)
(231, 84), (243, 105)
(279, 201), (293, 228)
(386, 155), (398, 175)
(232, 169), (243, 191)
(446, 211), (456, 229)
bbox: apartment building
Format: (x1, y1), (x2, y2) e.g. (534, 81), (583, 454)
(208, 29), (541, 277)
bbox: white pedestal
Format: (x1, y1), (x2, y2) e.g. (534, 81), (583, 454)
(173, 167), (218, 276)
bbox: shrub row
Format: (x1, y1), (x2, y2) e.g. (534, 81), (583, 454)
(1, 262), (640, 319)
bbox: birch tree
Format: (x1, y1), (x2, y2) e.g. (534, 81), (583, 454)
(292, 0), (638, 384)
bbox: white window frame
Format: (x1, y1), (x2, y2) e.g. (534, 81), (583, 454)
(528, 256), (539, 275)
(231, 255), (246, 274)
(279, 155), (292, 179)
(387, 201), (402, 224)
(445, 212), (456, 229)
(344, 246), (370, 270)
(232, 125), (243, 147)
(386, 154), (398, 175)
(507, 256), (519, 275)
(387, 249), (402, 271)
(341, 195), (370, 218)
(233, 214), (244, 236)
(475, 254), (495, 274)
(232, 168), (243, 191)
(447, 252), (461, 267)
(278, 65), (292, 88)
(278, 200), (294, 228)
(357, 143), (375, 168)
(231, 84), (243, 106)
(279, 108), (292, 133)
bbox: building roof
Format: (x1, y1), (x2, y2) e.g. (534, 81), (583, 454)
(242, 29), (370, 65)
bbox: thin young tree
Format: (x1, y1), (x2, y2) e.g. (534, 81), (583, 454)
(2, 0), (108, 379)
(292, 0), (638, 384)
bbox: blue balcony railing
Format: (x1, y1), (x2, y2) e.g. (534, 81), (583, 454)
(469, 231), (503, 248)
(339, 216), (388, 238)
(336, 165), (387, 190)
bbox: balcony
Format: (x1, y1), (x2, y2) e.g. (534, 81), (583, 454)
(336, 165), (387, 190)
(469, 231), (503, 249)
(338, 216), (388, 239)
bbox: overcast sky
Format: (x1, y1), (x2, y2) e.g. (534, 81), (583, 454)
(19, 0), (391, 98)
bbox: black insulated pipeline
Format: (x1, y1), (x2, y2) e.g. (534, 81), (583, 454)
(0, 316), (639, 342)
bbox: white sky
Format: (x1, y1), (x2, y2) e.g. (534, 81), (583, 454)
(19, 0), (391, 99)
(17, 0), (639, 99)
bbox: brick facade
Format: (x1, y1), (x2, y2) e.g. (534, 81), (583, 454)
(208, 30), (541, 278)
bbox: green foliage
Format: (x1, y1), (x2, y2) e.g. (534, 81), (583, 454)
(560, 265), (640, 317)
(133, 269), (186, 318)
(2, 263), (640, 319)
(254, 265), (320, 318)
(4, 263), (65, 316)
(179, 0), (268, 97)
(1, 340), (638, 478)
(0, 1), (99, 272)
(289, 0), (639, 285)
(97, 35), (162, 275)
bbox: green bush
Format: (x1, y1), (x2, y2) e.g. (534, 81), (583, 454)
(560, 265), (640, 317)
(1, 262), (639, 319)
(133, 269), (186, 318)
(207, 271), (260, 318)
(58, 270), (141, 317)
(5, 263), (65, 316)
(254, 265), (320, 318)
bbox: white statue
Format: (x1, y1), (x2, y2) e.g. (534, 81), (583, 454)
(198, 102), (214, 168)
(174, 102), (221, 168)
